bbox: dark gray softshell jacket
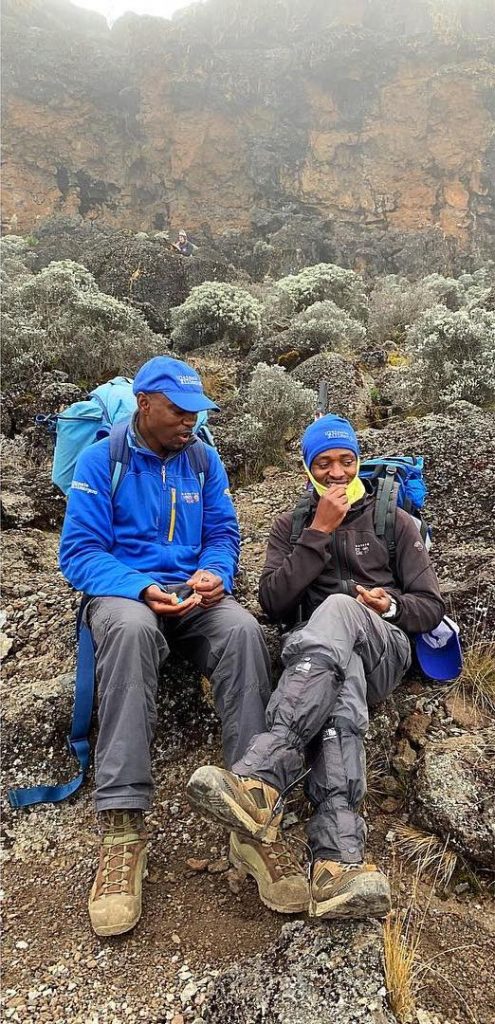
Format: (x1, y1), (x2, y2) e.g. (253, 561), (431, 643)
(259, 493), (445, 635)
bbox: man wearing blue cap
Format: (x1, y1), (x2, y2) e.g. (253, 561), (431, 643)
(187, 414), (445, 920)
(59, 355), (276, 937)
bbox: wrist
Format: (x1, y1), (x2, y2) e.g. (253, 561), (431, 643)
(382, 597), (398, 620)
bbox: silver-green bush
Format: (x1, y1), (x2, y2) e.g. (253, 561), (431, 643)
(369, 266), (495, 344)
(170, 281), (262, 353)
(275, 263), (368, 321)
(220, 363), (315, 478)
(406, 304), (495, 410)
(0, 235), (37, 289)
(2, 256), (163, 386)
(368, 275), (438, 343)
(286, 300), (366, 356)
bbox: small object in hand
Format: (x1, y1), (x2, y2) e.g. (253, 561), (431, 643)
(169, 592), (183, 605)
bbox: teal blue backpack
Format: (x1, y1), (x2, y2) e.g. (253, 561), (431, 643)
(50, 377), (136, 495)
(38, 376), (215, 496)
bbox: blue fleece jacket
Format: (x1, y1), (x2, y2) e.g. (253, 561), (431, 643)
(59, 428), (240, 599)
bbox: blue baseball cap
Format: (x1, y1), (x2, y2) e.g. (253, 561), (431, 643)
(133, 356), (219, 413)
(415, 617), (463, 682)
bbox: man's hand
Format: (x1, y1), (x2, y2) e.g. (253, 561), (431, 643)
(142, 584), (202, 617)
(311, 484), (350, 534)
(187, 570), (225, 608)
(355, 585), (392, 615)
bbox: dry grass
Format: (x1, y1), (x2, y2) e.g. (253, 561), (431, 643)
(454, 640), (495, 715)
(394, 824), (458, 887)
(383, 843), (483, 1023)
(383, 909), (419, 1022)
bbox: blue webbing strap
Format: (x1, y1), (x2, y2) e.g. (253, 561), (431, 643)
(7, 603), (95, 808)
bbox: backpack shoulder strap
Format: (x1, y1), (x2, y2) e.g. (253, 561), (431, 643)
(289, 492), (314, 546)
(373, 467), (399, 562)
(186, 437), (210, 489)
(109, 419), (131, 498)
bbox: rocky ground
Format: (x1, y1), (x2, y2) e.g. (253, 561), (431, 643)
(1, 394), (494, 1024)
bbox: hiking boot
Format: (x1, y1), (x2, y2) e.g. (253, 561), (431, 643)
(88, 811), (148, 937)
(186, 766), (282, 843)
(310, 859), (391, 920)
(230, 831), (310, 914)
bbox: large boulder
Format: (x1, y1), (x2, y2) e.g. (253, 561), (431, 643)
(32, 222), (239, 330)
(412, 728), (495, 869)
(203, 919), (396, 1024)
(292, 352), (372, 426)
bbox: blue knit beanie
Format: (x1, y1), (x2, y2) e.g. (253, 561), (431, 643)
(301, 414), (360, 469)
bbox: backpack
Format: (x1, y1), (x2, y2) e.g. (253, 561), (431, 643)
(37, 376), (215, 497)
(290, 455), (431, 564)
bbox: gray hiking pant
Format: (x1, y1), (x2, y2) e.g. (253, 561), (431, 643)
(233, 594), (411, 864)
(87, 595), (272, 813)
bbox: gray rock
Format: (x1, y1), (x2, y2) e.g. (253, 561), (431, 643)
(203, 920), (397, 1024)
(412, 727), (495, 868)
(292, 352), (371, 427)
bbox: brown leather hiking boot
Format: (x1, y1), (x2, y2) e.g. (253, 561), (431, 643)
(186, 766), (282, 843)
(310, 859), (391, 920)
(89, 811), (148, 937)
(230, 831), (310, 914)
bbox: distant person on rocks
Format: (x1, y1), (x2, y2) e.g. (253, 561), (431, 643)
(59, 355), (277, 938)
(173, 229), (196, 256)
(187, 414), (445, 921)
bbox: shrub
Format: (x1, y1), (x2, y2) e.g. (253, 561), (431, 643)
(170, 281), (262, 353)
(0, 234), (37, 289)
(368, 275), (438, 343)
(220, 363), (314, 479)
(421, 273), (466, 311)
(286, 300), (366, 356)
(369, 266), (495, 345)
(2, 257), (163, 387)
(275, 262), (368, 321)
(406, 304), (495, 411)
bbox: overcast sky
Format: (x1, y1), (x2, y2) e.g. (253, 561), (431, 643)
(72, 0), (204, 24)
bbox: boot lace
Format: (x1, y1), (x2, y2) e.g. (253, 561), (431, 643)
(97, 812), (144, 897)
(267, 837), (308, 879)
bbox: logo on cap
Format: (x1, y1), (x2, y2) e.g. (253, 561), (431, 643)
(178, 374), (200, 386)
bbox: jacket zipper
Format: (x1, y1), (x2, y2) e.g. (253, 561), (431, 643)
(168, 488), (177, 542)
(160, 462), (177, 543)
(161, 463), (168, 540)
(339, 532), (354, 595)
(332, 533), (342, 583)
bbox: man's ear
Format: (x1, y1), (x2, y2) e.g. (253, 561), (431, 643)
(136, 391), (151, 414)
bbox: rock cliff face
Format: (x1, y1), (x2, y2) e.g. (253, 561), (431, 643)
(2, 0), (495, 264)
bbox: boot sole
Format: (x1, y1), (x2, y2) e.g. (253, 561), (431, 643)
(89, 857), (148, 937)
(310, 874), (391, 920)
(230, 843), (308, 914)
(187, 767), (279, 843)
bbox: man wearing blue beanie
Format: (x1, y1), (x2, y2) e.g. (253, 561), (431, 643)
(59, 354), (278, 936)
(187, 413), (445, 921)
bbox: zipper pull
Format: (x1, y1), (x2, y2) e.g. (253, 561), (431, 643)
(161, 464), (166, 485)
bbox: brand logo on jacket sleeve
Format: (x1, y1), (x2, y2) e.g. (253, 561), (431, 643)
(72, 480), (98, 496)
